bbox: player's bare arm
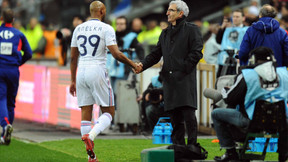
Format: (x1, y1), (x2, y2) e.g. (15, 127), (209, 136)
(107, 45), (142, 73)
(69, 47), (79, 97)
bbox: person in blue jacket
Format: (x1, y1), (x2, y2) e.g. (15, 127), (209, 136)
(212, 46), (288, 162)
(239, 4), (288, 67)
(0, 8), (32, 145)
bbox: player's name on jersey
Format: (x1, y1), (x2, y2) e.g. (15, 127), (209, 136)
(77, 26), (102, 32)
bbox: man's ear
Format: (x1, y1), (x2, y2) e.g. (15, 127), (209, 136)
(179, 11), (184, 18)
(100, 8), (105, 17)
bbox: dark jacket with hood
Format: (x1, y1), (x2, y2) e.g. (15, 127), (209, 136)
(239, 17), (288, 66)
(140, 17), (203, 111)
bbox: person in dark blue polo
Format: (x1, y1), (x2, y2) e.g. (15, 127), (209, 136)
(0, 8), (32, 145)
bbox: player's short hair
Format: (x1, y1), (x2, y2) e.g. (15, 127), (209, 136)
(169, 0), (189, 17)
(2, 8), (14, 23)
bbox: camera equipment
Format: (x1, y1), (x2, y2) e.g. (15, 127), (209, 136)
(203, 88), (222, 103)
(148, 88), (163, 104)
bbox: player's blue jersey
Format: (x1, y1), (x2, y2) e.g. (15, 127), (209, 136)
(0, 23), (32, 67)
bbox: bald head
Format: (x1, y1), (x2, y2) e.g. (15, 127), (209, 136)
(90, 1), (106, 21)
(2, 8), (14, 23)
(259, 4), (277, 18)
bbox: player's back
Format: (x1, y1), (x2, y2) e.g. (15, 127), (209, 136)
(0, 24), (28, 66)
(71, 19), (116, 66)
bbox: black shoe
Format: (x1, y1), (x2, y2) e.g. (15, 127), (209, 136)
(214, 151), (239, 162)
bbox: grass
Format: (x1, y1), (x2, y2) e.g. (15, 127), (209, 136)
(0, 138), (278, 162)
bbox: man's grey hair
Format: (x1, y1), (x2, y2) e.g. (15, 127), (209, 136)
(169, 0), (189, 17)
(259, 4), (277, 18)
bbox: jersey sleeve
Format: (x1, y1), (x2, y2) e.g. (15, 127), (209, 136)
(70, 28), (78, 47)
(105, 25), (117, 46)
(20, 33), (32, 65)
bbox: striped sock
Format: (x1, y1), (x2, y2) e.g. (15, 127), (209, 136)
(89, 113), (112, 140)
(80, 121), (92, 136)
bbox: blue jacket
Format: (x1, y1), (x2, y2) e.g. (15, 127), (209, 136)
(239, 17), (288, 66)
(0, 23), (32, 67)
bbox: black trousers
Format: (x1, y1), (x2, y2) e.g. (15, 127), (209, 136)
(168, 106), (197, 146)
(278, 119), (288, 162)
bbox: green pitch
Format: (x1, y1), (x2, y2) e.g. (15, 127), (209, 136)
(0, 138), (278, 162)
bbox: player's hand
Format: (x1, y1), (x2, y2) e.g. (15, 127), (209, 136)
(133, 62), (143, 74)
(69, 82), (77, 97)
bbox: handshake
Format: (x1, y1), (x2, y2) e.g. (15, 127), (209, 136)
(133, 62), (143, 74)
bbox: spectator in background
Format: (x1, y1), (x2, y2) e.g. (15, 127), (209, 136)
(216, 9), (247, 77)
(131, 17), (143, 34)
(72, 14), (85, 30)
(203, 23), (221, 71)
(280, 14), (288, 33)
(107, 16), (144, 91)
(0, 8), (32, 145)
(239, 4), (288, 67)
(159, 20), (169, 30)
(56, 28), (71, 66)
(22, 17), (44, 57)
(0, 0), (10, 14)
(67, 14), (85, 47)
(193, 19), (209, 36)
(41, 21), (69, 66)
(243, 0), (260, 26)
(216, 9), (246, 44)
(248, 0), (260, 16)
(106, 16), (144, 133)
(13, 19), (24, 31)
(137, 19), (162, 53)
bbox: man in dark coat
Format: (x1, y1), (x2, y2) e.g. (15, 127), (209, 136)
(136, 0), (203, 146)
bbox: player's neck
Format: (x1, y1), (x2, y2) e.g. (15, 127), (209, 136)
(89, 17), (101, 21)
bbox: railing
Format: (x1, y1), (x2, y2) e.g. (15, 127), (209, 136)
(196, 63), (216, 135)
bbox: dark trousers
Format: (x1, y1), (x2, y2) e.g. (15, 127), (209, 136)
(278, 119), (288, 162)
(0, 66), (19, 136)
(168, 106), (197, 146)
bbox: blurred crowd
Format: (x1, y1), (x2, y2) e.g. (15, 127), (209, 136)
(2, 0), (285, 68)
(201, 0), (288, 77)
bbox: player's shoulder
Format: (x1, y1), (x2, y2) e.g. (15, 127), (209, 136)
(102, 22), (114, 31)
(184, 21), (198, 28)
(1, 27), (23, 36)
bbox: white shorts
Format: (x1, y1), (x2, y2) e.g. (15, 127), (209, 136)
(76, 64), (114, 107)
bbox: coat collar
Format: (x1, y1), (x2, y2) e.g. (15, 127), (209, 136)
(167, 17), (186, 38)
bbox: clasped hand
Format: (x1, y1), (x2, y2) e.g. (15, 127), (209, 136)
(133, 62), (143, 74)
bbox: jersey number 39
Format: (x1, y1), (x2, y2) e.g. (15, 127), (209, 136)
(77, 35), (100, 56)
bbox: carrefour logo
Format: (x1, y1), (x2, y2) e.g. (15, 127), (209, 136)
(0, 30), (14, 39)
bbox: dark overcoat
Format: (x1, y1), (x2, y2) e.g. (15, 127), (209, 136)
(141, 18), (203, 111)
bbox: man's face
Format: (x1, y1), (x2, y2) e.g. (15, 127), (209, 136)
(116, 18), (126, 32)
(73, 17), (83, 28)
(166, 4), (181, 24)
(232, 11), (244, 26)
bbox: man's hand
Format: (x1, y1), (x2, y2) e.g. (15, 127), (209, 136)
(221, 17), (231, 29)
(133, 62), (143, 74)
(69, 82), (76, 97)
